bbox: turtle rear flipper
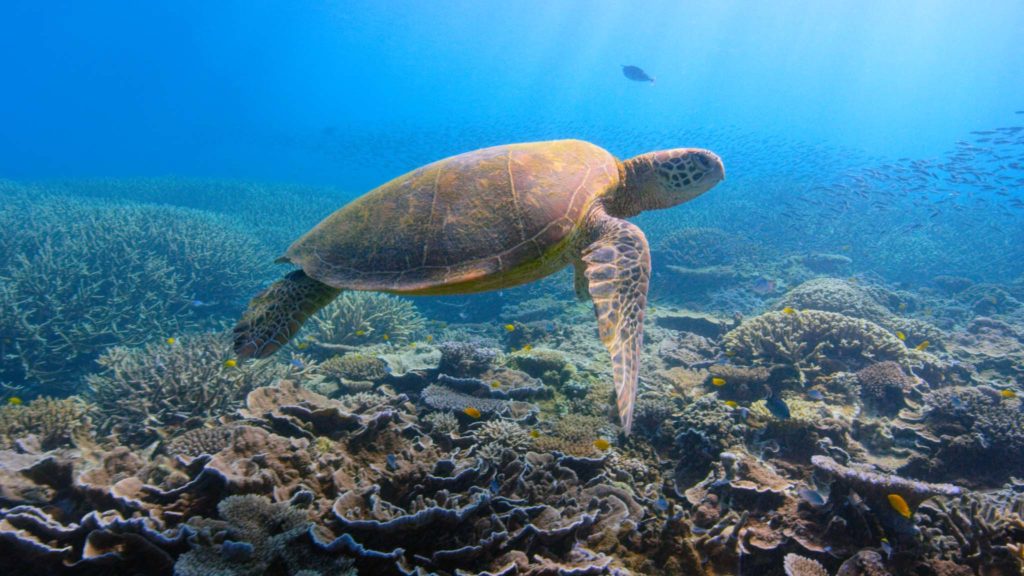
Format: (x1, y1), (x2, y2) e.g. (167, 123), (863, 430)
(233, 270), (341, 359)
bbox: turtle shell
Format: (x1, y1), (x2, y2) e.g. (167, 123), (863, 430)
(284, 139), (620, 294)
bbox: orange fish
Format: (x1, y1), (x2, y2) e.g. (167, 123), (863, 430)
(463, 407), (481, 419)
(888, 493), (912, 519)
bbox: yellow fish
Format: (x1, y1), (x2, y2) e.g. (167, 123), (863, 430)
(7, 396), (22, 406)
(887, 493), (912, 519)
(491, 380), (502, 388)
(724, 400), (739, 408)
(425, 335), (433, 343)
(521, 344), (533, 352)
(1001, 389), (1018, 399)
(382, 334), (390, 341)
(166, 337), (176, 345)
(712, 377), (727, 387)
(914, 340), (930, 351)
(223, 359), (237, 368)
(898, 302), (907, 312)
(593, 438), (611, 451)
(463, 407), (481, 419)
(529, 429), (540, 439)
(895, 331), (906, 341)
(296, 342), (309, 350)
(782, 307), (796, 315)
(355, 330), (366, 336)
(504, 324), (516, 332)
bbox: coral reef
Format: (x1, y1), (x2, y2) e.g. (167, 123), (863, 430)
(0, 396), (92, 450)
(176, 494), (355, 575)
(723, 310), (907, 381)
(855, 361), (915, 415)
(0, 193), (273, 394)
(303, 292), (425, 351)
(87, 333), (289, 445)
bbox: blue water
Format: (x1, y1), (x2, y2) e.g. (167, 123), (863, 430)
(3, 1), (1023, 183)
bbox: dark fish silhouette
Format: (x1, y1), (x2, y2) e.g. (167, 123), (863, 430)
(622, 65), (655, 83)
(765, 388), (791, 420)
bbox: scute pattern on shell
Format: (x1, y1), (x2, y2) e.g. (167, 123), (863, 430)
(284, 140), (620, 293)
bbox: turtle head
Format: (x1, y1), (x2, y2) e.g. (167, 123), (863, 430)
(609, 149), (724, 217)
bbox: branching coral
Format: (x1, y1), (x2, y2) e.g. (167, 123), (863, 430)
(723, 310), (907, 381)
(87, 333), (289, 445)
(0, 396), (92, 450)
(176, 494), (355, 576)
(0, 192), (273, 394)
(917, 491), (1024, 573)
(303, 291), (425, 350)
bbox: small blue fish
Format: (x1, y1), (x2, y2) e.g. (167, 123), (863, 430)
(765, 389), (791, 420)
(797, 487), (826, 507)
(880, 537), (893, 560)
(654, 496), (669, 511)
(751, 277), (777, 295)
(806, 389), (825, 401)
(290, 358), (305, 370)
(386, 453), (398, 471)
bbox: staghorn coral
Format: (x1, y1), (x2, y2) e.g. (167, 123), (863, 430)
(916, 491), (1024, 573)
(723, 310), (907, 381)
(88, 333), (289, 445)
(176, 494), (355, 576)
(0, 191), (272, 394)
(0, 396), (92, 450)
(472, 419), (532, 452)
(423, 411), (459, 435)
(304, 291), (425, 351)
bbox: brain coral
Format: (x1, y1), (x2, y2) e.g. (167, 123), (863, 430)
(0, 190), (273, 394)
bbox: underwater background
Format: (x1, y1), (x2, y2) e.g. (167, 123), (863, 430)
(2, 1), (1024, 575)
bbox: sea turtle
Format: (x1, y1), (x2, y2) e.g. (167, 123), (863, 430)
(234, 140), (724, 433)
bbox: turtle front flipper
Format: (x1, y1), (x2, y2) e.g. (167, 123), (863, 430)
(581, 216), (650, 434)
(233, 270), (341, 359)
